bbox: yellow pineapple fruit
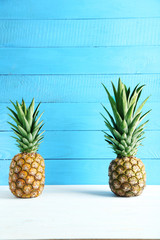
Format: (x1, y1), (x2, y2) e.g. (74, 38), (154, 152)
(108, 156), (146, 197)
(8, 99), (45, 198)
(102, 79), (151, 197)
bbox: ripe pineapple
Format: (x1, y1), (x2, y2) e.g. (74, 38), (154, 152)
(8, 99), (45, 198)
(102, 79), (151, 197)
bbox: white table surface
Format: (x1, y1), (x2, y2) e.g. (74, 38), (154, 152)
(0, 185), (160, 240)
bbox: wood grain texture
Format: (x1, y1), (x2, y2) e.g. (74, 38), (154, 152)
(1, 47), (160, 74)
(0, 74), (159, 102)
(1, 18), (160, 47)
(0, 159), (160, 185)
(0, 131), (157, 160)
(0, 102), (158, 131)
(1, 0), (160, 186)
(1, 186), (160, 239)
(0, 0), (160, 19)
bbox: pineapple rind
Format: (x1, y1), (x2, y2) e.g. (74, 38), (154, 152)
(9, 152), (45, 198)
(109, 156), (146, 197)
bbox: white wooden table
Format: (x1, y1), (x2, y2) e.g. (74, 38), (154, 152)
(0, 185), (160, 240)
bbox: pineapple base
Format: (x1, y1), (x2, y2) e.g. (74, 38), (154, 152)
(9, 152), (45, 198)
(109, 156), (146, 197)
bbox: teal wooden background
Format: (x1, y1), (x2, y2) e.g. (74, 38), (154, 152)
(0, 0), (160, 185)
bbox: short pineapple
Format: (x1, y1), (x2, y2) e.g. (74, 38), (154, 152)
(8, 99), (45, 198)
(102, 79), (151, 197)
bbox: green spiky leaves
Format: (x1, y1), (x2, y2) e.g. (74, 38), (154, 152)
(102, 78), (151, 157)
(8, 99), (44, 153)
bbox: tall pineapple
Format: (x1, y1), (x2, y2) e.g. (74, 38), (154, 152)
(8, 99), (45, 198)
(102, 79), (151, 197)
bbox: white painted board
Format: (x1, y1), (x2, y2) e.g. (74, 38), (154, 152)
(0, 185), (160, 239)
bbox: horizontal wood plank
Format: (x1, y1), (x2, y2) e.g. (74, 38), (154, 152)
(0, 102), (158, 131)
(0, 131), (157, 160)
(0, 74), (159, 102)
(0, 159), (159, 185)
(1, 18), (160, 47)
(1, 47), (160, 74)
(1, 185), (160, 239)
(0, 0), (160, 19)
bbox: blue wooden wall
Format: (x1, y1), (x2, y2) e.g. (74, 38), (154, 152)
(0, 0), (160, 185)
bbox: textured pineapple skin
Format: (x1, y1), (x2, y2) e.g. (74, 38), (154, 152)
(9, 152), (45, 198)
(109, 156), (146, 197)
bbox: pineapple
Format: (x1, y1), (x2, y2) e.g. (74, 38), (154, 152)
(8, 99), (45, 198)
(102, 79), (151, 197)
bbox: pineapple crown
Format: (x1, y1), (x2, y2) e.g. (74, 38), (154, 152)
(101, 78), (151, 158)
(8, 98), (44, 153)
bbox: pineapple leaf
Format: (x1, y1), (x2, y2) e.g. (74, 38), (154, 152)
(7, 122), (19, 132)
(101, 79), (150, 158)
(112, 129), (122, 140)
(120, 140), (127, 148)
(125, 103), (135, 125)
(129, 83), (139, 100)
(134, 120), (149, 133)
(12, 129), (22, 139)
(121, 89), (128, 118)
(10, 100), (18, 111)
(136, 85), (145, 102)
(105, 139), (113, 145)
(8, 114), (20, 126)
(125, 86), (130, 100)
(7, 107), (19, 121)
(121, 133), (127, 140)
(27, 98), (35, 126)
(33, 102), (41, 119)
(103, 119), (114, 133)
(117, 78), (124, 117)
(140, 110), (152, 122)
(118, 143), (125, 150)
(22, 138), (29, 145)
(120, 119), (128, 133)
(101, 104), (117, 129)
(133, 85), (145, 112)
(102, 88), (123, 127)
(104, 134), (119, 146)
(128, 112), (141, 135)
(21, 99), (27, 116)
(17, 125), (28, 138)
(16, 102), (30, 132)
(111, 81), (118, 103)
(34, 112), (44, 126)
(135, 96), (150, 116)
(16, 102), (25, 124)
(11, 136), (20, 141)
(27, 133), (33, 142)
(129, 91), (138, 109)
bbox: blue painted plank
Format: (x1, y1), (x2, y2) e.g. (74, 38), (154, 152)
(0, 0), (160, 19)
(0, 47), (160, 74)
(0, 159), (159, 185)
(0, 131), (158, 160)
(0, 102), (158, 131)
(1, 19), (160, 47)
(0, 74), (159, 102)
